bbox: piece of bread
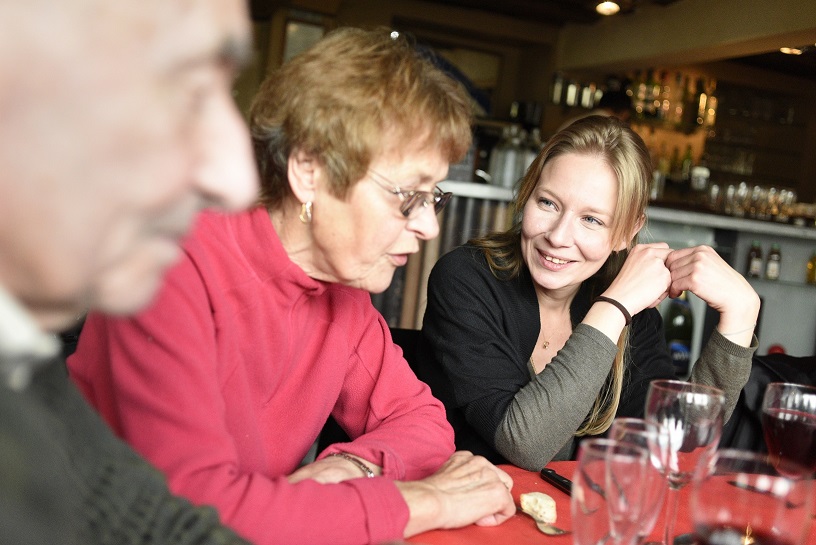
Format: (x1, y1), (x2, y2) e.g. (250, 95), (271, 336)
(519, 491), (557, 524)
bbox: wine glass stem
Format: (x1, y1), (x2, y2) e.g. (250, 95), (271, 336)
(662, 485), (681, 545)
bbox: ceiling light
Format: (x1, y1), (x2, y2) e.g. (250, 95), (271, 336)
(780, 47), (803, 55)
(596, 1), (621, 15)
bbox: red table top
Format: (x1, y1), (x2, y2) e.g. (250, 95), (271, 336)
(407, 461), (816, 545)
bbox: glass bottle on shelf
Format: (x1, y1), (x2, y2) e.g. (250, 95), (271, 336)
(806, 251), (816, 285)
(669, 72), (685, 127)
(551, 72), (564, 105)
(632, 70), (646, 119)
(664, 291), (694, 379)
(746, 240), (763, 278)
(765, 243), (781, 281)
(669, 146), (681, 182)
(680, 144), (694, 183)
(523, 128), (543, 174)
(657, 70), (671, 121)
(680, 77), (703, 131)
(644, 69), (658, 118)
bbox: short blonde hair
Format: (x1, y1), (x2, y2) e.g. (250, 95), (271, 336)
(249, 26), (473, 208)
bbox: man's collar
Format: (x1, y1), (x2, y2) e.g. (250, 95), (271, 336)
(0, 286), (60, 391)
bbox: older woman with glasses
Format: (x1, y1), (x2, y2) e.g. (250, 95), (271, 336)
(67, 27), (514, 545)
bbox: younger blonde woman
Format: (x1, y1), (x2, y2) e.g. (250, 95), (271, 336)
(417, 115), (759, 468)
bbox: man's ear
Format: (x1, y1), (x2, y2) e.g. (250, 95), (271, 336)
(614, 213), (645, 252)
(287, 149), (318, 204)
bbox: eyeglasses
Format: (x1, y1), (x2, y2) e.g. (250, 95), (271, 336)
(368, 169), (452, 218)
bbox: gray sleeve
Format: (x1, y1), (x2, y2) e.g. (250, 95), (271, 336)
(494, 324), (618, 470)
(689, 329), (756, 423)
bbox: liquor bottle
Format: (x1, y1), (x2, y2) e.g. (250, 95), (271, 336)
(632, 70), (646, 119)
(664, 292), (694, 379)
(669, 72), (685, 127)
(523, 128), (543, 173)
(746, 241), (763, 278)
(643, 69), (658, 118)
(806, 250), (816, 285)
(680, 144), (694, 183)
(765, 243), (781, 280)
(679, 77), (703, 132)
(551, 72), (564, 105)
(669, 146), (681, 181)
(657, 70), (671, 121)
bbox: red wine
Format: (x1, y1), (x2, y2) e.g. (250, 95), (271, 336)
(694, 524), (795, 545)
(762, 408), (816, 473)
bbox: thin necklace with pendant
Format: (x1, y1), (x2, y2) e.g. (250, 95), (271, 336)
(542, 340), (550, 350)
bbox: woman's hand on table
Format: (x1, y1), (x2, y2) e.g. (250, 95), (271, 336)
(396, 451), (516, 537)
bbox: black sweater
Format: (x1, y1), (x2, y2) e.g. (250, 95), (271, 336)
(417, 245), (753, 469)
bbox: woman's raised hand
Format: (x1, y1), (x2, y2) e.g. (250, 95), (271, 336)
(604, 243), (674, 315)
(665, 245), (760, 346)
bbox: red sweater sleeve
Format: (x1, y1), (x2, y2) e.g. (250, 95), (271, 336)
(316, 312), (455, 479)
(67, 254), (417, 545)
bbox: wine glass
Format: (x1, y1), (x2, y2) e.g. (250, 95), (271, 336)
(691, 448), (814, 545)
(761, 382), (816, 476)
(608, 418), (669, 543)
(572, 438), (650, 545)
(644, 380), (725, 545)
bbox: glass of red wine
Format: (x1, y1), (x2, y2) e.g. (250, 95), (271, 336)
(761, 382), (816, 476)
(691, 449), (813, 545)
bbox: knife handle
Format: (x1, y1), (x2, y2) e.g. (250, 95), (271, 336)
(539, 467), (572, 496)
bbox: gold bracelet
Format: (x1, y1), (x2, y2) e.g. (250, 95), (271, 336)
(719, 324), (756, 336)
(327, 452), (375, 478)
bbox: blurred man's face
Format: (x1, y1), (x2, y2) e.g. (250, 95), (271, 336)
(0, 0), (258, 330)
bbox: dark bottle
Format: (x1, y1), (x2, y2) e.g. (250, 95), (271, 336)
(765, 243), (781, 280)
(746, 241), (763, 278)
(664, 291), (694, 379)
(680, 144), (694, 183)
(669, 146), (681, 180)
(807, 250), (816, 285)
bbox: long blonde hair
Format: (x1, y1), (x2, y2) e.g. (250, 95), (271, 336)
(470, 115), (651, 435)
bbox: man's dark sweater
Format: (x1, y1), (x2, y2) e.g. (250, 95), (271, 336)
(0, 358), (251, 545)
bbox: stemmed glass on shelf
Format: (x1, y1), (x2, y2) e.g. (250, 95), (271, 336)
(644, 380), (726, 545)
(761, 382), (816, 477)
(608, 417), (670, 544)
(571, 438), (651, 545)
(691, 448), (814, 545)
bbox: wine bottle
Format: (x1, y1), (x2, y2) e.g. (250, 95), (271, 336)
(664, 292), (694, 379)
(765, 243), (781, 281)
(807, 250), (816, 285)
(746, 241), (763, 278)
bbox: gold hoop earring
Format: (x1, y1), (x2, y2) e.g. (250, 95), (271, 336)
(299, 201), (313, 223)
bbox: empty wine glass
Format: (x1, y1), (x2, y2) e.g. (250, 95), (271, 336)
(644, 380), (725, 545)
(572, 438), (650, 545)
(762, 382), (816, 477)
(691, 448), (814, 545)
(608, 417), (669, 543)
